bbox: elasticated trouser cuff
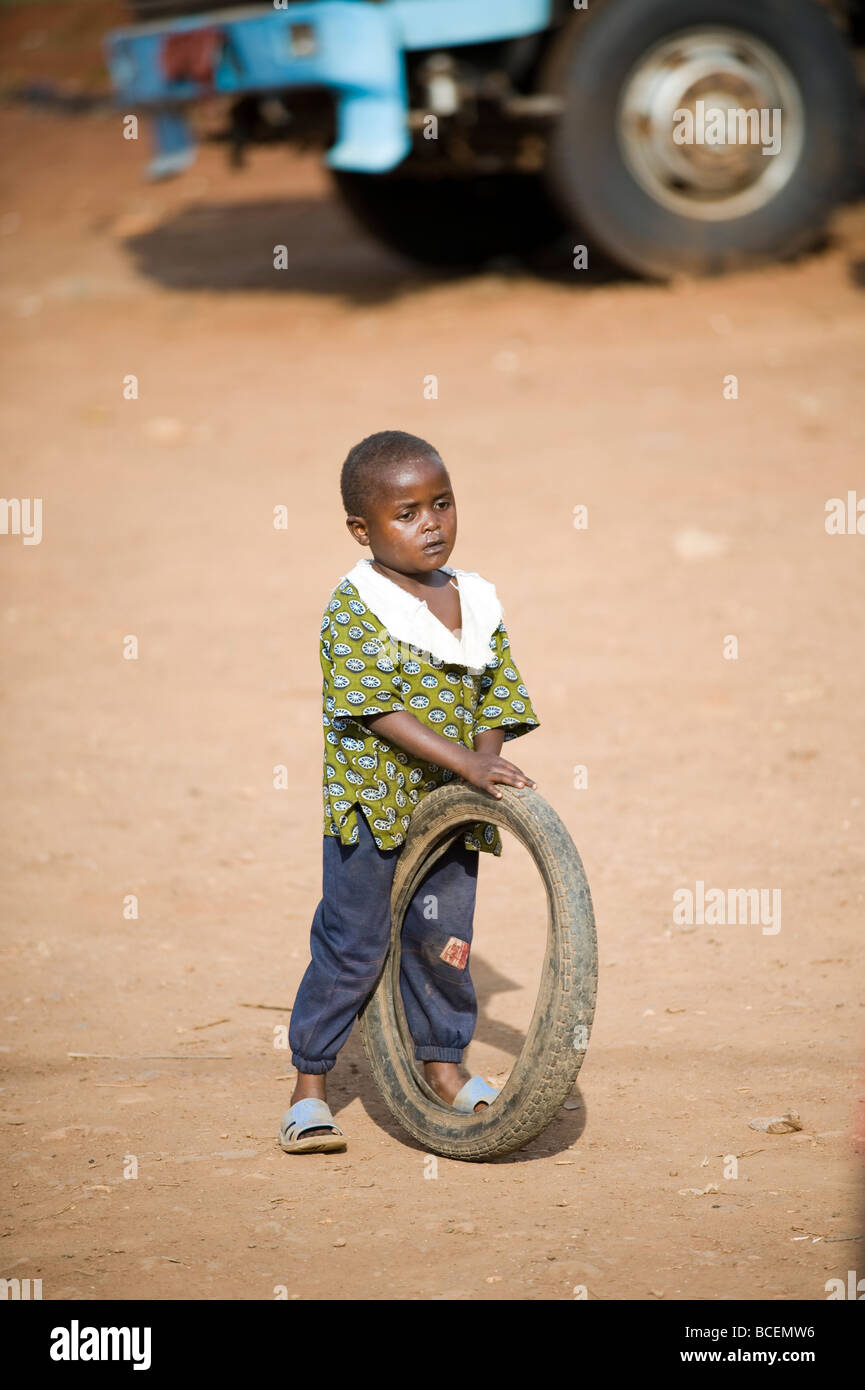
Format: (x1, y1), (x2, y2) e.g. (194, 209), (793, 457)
(291, 1054), (334, 1075)
(414, 1046), (463, 1063)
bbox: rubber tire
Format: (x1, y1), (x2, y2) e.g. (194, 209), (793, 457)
(357, 782), (597, 1161)
(543, 0), (861, 279)
(331, 167), (567, 268)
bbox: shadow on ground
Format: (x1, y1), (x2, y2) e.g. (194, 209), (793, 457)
(122, 195), (637, 304)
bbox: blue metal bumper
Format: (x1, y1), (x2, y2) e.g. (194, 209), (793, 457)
(103, 0), (553, 178)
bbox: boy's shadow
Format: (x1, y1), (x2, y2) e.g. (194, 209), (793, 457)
(329, 951), (588, 1163)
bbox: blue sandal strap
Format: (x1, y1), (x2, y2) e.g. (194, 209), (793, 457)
(281, 1098), (343, 1139)
(452, 1075), (499, 1113)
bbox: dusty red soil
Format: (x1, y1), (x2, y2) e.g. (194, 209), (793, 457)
(1, 97), (864, 1301)
(0, 1), (124, 98)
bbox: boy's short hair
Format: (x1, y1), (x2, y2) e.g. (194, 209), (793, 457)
(340, 430), (443, 517)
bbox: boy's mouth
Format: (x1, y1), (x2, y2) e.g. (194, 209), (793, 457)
(423, 540), (445, 552)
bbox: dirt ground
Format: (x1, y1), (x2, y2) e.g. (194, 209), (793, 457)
(1, 98), (864, 1302)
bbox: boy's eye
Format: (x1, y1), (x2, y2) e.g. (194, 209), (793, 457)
(396, 498), (450, 520)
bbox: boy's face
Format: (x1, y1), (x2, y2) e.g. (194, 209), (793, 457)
(348, 454), (457, 575)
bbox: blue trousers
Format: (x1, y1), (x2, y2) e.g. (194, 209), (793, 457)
(290, 810), (480, 1074)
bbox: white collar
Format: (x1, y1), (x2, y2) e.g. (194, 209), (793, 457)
(341, 556), (503, 674)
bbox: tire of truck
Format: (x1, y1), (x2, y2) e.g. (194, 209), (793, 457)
(357, 782), (597, 1162)
(542, 0), (861, 279)
(331, 168), (566, 267)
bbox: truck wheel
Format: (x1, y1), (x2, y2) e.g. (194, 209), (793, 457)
(544, 0), (860, 278)
(331, 168), (565, 267)
(357, 782), (597, 1161)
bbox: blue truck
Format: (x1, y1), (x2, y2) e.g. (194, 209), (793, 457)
(103, 0), (863, 277)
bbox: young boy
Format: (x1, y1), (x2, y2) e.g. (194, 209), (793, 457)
(279, 430), (541, 1153)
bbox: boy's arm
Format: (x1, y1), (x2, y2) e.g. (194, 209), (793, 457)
(360, 709), (473, 778)
(362, 710), (535, 794)
(360, 714), (503, 770)
(473, 728), (505, 757)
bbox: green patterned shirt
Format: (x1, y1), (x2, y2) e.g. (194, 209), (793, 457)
(320, 569), (541, 854)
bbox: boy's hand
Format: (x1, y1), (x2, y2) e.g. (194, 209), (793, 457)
(462, 749), (537, 798)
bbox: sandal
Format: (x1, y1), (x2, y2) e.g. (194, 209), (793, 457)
(278, 1098), (347, 1154)
(451, 1075), (500, 1113)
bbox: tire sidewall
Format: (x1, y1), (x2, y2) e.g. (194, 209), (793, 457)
(359, 785), (597, 1160)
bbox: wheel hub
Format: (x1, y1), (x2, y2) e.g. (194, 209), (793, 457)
(617, 27), (805, 220)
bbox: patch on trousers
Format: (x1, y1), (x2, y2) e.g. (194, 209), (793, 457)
(439, 936), (469, 970)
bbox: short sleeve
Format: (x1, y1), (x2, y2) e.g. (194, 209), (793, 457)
(321, 597), (406, 721)
(474, 619), (541, 742)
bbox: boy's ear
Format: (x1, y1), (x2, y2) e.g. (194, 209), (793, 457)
(345, 515), (369, 545)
